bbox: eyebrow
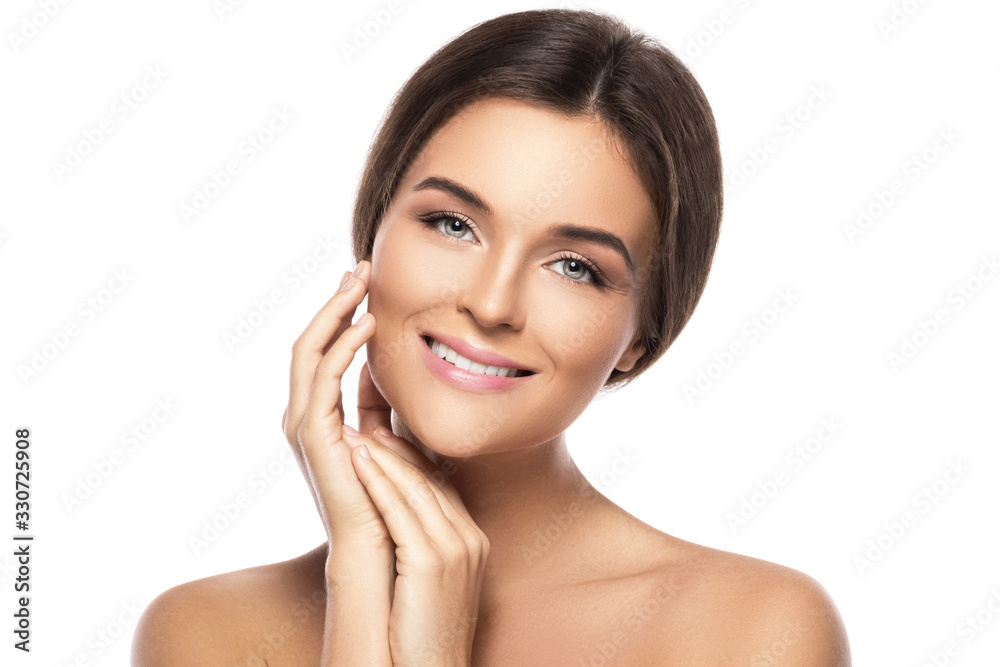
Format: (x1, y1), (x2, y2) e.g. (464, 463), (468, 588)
(413, 175), (634, 272)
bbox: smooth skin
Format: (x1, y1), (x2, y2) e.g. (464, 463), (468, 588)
(131, 98), (851, 666)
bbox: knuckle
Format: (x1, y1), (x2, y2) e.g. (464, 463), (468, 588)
(441, 541), (468, 564)
(405, 489), (426, 510)
(295, 419), (314, 449)
(315, 349), (341, 376)
(406, 468), (430, 489)
(389, 493), (411, 517)
(463, 531), (488, 559)
(420, 550), (447, 574)
(314, 351), (333, 373)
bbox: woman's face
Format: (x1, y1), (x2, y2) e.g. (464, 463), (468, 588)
(364, 97), (656, 457)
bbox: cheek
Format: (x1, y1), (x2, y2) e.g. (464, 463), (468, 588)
(369, 243), (446, 327)
(367, 222), (418, 326)
(364, 230), (451, 377)
(537, 301), (628, 379)
(364, 256), (408, 380)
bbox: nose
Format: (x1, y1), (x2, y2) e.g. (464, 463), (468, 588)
(454, 250), (527, 331)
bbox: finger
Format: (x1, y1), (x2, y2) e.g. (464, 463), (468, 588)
(286, 267), (357, 435)
(281, 270), (353, 512)
(285, 268), (353, 447)
(283, 267), (360, 507)
(370, 427), (474, 522)
(285, 262), (367, 444)
(357, 360), (393, 439)
(300, 310), (374, 444)
(347, 424), (445, 493)
(350, 441), (469, 552)
(347, 432), (480, 540)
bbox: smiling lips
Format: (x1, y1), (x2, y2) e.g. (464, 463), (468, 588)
(418, 330), (537, 392)
(423, 336), (530, 377)
(421, 329), (536, 375)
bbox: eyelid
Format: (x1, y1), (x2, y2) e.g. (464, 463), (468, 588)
(437, 209), (478, 235)
(551, 252), (607, 287)
(416, 210), (608, 288)
(416, 209), (480, 244)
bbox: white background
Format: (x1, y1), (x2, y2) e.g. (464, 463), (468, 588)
(2, 0), (998, 664)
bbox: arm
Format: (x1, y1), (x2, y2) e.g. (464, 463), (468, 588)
(130, 583), (243, 666)
(321, 547), (395, 666)
(739, 570), (852, 666)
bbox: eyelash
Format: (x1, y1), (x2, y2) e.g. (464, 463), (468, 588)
(416, 211), (607, 288)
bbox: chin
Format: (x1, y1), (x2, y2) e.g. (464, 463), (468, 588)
(412, 392), (544, 460)
(390, 401), (495, 458)
(366, 326), (509, 454)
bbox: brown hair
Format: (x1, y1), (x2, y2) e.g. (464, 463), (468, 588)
(351, 8), (723, 391)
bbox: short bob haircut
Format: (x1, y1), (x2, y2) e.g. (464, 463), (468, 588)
(351, 8), (723, 392)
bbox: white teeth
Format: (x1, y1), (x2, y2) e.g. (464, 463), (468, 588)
(429, 337), (522, 378)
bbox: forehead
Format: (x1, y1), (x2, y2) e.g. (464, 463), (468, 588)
(402, 97), (655, 255)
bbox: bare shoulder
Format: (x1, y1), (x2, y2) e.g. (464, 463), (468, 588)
(131, 544), (328, 666)
(647, 535), (852, 665)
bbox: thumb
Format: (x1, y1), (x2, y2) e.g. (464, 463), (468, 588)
(357, 360), (393, 437)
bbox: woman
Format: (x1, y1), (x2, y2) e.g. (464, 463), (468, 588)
(133, 8), (850, 665)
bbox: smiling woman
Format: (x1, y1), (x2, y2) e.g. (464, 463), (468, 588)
(132, 8), (851, 666)
(363, 98), (658, 459)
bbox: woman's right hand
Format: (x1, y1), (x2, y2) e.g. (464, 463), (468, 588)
(281, 258), (398, 665)
(281, 259), (393, 553)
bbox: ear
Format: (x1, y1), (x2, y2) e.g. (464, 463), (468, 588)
(614, 332), (645, 373)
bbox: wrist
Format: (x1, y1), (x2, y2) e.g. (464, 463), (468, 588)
(327, 536), (394, 563)
(325, 544), (394, 591)
(434, 655), (472, 667)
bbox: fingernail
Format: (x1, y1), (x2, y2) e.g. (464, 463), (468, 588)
(351, 260), (365, 278)
(374, 426), (390, 439)
(358, 444), (372, 460)
(339, 276), (355, 293)
(343, 424), (361, 436)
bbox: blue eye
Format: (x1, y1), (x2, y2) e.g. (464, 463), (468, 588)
(549, 255), (602, 286)
(437, 214), (476, 242)
(416, 212), (607, 288)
